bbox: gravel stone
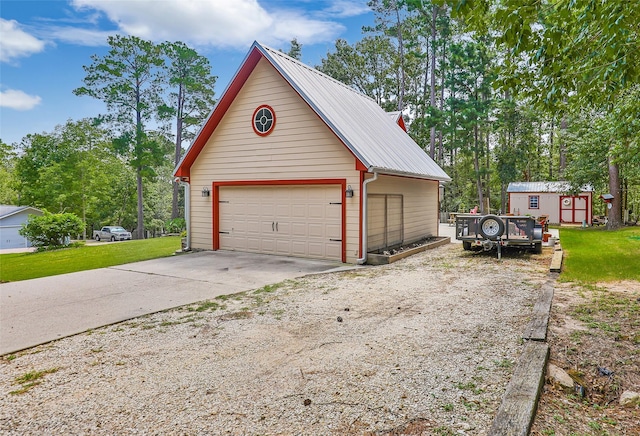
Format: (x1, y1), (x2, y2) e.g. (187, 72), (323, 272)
(0, 244), (550, 435)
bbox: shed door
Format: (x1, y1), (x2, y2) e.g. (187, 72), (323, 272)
(218, 185), (342, 260)
(560, 195), (589, 224)
(367, 194), (404, 252)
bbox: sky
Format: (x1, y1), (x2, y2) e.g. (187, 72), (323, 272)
(0, 0), (375, 147)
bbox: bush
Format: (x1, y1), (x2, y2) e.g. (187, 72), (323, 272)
(19, 210), (85, 248)
(166, 217), (186, 233)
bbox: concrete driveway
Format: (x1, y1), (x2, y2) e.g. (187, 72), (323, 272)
(0, 251), (345, 356)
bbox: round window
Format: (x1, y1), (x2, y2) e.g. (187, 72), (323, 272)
(252, 105), (276, 136)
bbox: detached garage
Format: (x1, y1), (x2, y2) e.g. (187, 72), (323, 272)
(0, 205), (43, 249)
(507, 182), (593, 225)
(174, 42), (450, 263)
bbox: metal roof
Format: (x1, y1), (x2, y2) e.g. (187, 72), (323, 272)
(259, 44), (451, 182)
(0, 205), (42, 220)
(507, 181), (593, 193)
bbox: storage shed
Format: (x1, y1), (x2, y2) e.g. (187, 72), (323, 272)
(507, 182), (593, 225)
(174, 42), (450, 263)
(0, 205), (43, 249)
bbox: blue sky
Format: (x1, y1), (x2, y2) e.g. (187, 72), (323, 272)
(0, 0), (374, 147)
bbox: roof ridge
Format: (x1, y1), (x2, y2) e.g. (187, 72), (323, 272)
(259, 43), (378, 105)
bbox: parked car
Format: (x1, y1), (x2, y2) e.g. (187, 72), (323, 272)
(93, 226), (132, 242)
(455, 214), (543, 258)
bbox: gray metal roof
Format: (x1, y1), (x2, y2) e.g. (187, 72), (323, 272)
(259, 43), (451, 182)
(507, 181), (593, 193)
(0, 205), (42, 220)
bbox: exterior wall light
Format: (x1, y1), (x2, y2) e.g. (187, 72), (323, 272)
(201, 187), (210, 197)
(345, 185), (354, 198)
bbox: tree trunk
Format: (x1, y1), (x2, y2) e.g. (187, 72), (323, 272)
(394, 4), (406, 111)
(437, 38), (446, 164)
(485, 129), (490, 212)
(559, 116), (567, 177)
(136, 168), (144, 239)
(474, 124), (484, 213)
(428, 6), (438, 159)
(135, 97), (145, 239)
(172, 84), (184, 219)
(607, 156), (622, 229)
(549, 118), (554, 180)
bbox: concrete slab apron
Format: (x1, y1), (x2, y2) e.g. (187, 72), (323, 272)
(0, 251), (341, 356)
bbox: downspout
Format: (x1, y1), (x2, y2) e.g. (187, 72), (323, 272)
(356, 171), (379, 265)
(177, 179), (191, 251)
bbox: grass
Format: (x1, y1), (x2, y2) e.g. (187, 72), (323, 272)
(559, 226), (640, 282)
(10, 368), (59, 395)
(0, 236), (181, 282)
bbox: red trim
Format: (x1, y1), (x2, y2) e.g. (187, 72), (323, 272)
(359, 171), (364, 258)
(356, 160), (367, 171)
(174, 48), (263, 179)
(212, 179), (347, 263)
(212, 182), (219, 249)
(251, 104), (276, 137)
(397, 116), (407, 132)
(528, 195), (540, 209)
(507, 193), (511, 214)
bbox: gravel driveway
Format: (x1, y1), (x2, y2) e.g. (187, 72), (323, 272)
(0, 244), (551, 435)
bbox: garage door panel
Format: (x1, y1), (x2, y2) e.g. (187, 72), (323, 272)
(307, 223), (324, 238)
(276, 239), (291, 254)
(325, 243), (341, 259)
(325, 223), (341, 239)
(219, 185), (341, 261)
(291, 222), (307, 237)
(291, 204), (307, 218)
(275, 221), (290, 237)
(308, 242), (324, 257)
(247, 238), (261, 251)
(260, 238), (276, 253)
(308, 204), (325, 219)
(291, 241), (306, 256)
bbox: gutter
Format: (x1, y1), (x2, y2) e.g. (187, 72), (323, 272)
(356, 172), (379, 265)
(177, 179), (191, 251)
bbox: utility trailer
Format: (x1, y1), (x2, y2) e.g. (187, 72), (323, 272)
(455, 214), (543, 259)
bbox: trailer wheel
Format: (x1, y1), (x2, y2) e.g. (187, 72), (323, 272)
(534, 242), (542, 254)
(463, 241), (472, 251)
(479, 215), (505, 240)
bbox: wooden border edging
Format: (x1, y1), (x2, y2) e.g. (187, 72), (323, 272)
(489, 341), (550, 436)
(550, 243), (563, 272)
(522, 273), (558, 341)
(366, 237), (450, 265)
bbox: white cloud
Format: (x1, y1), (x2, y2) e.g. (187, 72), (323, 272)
(0, 89), (42, 110)
(0, 19), (46, 63)
(323, 0), (371, 18)
(46, 26), (114, 47)
(70, 0), (343, 48)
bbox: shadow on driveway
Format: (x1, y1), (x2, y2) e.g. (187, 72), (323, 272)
(0, 251), (346, 356)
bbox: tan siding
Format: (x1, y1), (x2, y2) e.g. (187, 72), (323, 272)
(189, 58), (360, 261)
(367, 175), (439, 244)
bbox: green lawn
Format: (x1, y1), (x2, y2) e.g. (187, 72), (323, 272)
(559, 226), (640, 282)
(0, 237), (181, 282)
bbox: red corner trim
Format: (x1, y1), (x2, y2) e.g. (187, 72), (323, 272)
(212, 183), (219, 250)
(358, 171), (364, 259)
(397, 116), (407, 132)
